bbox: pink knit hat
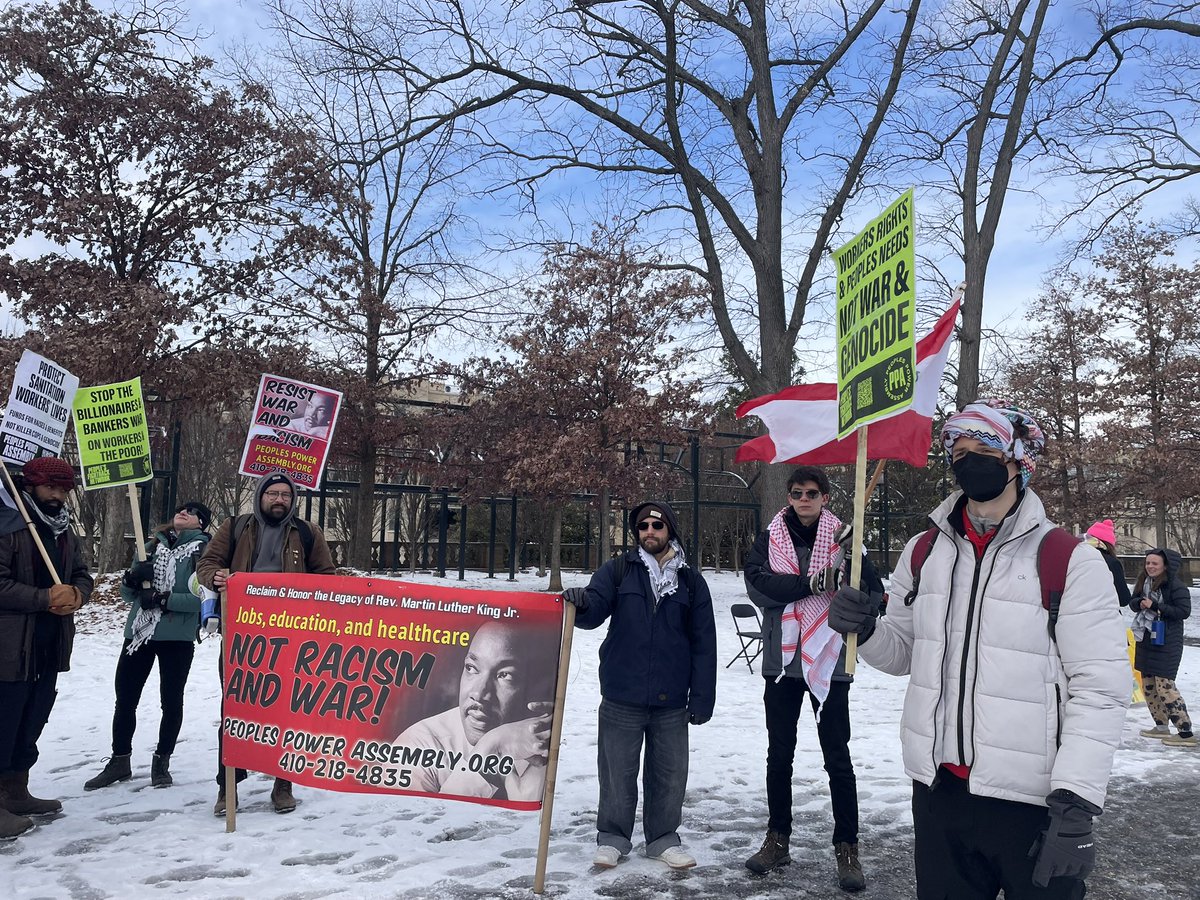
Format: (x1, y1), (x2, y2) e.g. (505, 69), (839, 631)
(1086, 519), (1116, 547)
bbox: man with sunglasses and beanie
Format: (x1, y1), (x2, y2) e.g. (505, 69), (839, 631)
(562, 500), (716, 871)
(743, 465), (884, 891)
(198, 471), (336, 815)
(0, 457), (93, 838)
(828, 400), (1129, 900)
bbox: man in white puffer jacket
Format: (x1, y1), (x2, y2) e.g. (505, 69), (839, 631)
(829, 400), (1129, 900)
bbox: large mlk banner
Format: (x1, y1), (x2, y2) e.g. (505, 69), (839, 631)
(221, 574), (564, 810)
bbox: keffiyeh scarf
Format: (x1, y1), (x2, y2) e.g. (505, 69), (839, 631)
(768, 506), (844, 707)
(127, 536), (205, 655)
(940, 399), (1045, 488)
(639, 539), (686, 605)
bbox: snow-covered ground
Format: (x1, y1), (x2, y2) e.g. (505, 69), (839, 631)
(4, 569), (1197, 899)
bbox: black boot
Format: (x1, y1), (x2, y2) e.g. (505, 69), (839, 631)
(0, 807), (34, 839)
(151, 754), (172, 788)
(0, 771), (62, 814)
(84, 755), (132, 791)
(835, 842), (866, 892)
(745, 829), (791, 874)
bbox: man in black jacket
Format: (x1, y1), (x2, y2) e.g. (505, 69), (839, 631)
(563, 500), (716, 871)
(0, 457), (93, 838)
(743, 466), (882, 892)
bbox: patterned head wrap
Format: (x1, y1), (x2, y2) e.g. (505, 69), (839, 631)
(940, 399), (1045, 488)
(21, 456), (77, 489)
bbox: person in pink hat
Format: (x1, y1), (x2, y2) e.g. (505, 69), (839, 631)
(1084, 520), (1132, 607)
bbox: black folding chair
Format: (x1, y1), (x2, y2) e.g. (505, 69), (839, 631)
(727, 603), (764, 673)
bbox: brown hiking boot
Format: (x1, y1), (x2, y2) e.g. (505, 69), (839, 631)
(835, 842), (866, 892)
(213, 784), (237, 817)
(271, 778), (296, 813)
(745, 829), (790, 874)
(0, 771), (61, 815)
(0, 807), (34, 839)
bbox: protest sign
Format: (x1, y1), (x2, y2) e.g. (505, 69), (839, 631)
(237, 375), (342, 489)
(221, 573), (564, 811)
(72, 378), (153, 489)
(833, 188), (916, 439)
(0, 350), (79, 464)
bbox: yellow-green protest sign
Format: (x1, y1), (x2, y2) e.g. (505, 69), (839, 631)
(72, 378), (153, 489)
(833, 188), (916, 439)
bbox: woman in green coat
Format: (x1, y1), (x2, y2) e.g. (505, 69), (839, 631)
(85, 501), (212, 790)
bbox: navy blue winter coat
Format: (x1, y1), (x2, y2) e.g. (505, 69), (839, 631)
(576, 549), (717, 720)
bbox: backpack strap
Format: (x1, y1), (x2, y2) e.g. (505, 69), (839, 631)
(1037, 527), (1079, 641)
(611, 554), (627, 587)
(232, 514), (253, 548)
(903, 526), (940, 607)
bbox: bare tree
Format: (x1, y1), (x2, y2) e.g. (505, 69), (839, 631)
(274, 0), (924, 521)
(251, 0), (500, 570)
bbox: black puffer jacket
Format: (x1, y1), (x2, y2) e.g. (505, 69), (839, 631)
(1128, 548), (1191, 680)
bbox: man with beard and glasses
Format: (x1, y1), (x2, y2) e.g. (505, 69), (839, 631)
(0, 457), (93, 838)
(561, 500), (716, 871)
(828, 400), (1129, 900)
(395, 620), (556, 801)
(197, 472), (335, 815)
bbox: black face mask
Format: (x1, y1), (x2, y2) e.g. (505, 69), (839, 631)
(952, 451), (1015, 502)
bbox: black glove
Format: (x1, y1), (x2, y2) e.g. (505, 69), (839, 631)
(139, 590), (169, 611)
(827, 586), (878, 642)
(1028, 789), (1101, 888)
(562, 587), (588, 612)
(688, 712), (711, 726)
(809, 565), (844, 595)
(124, 559), (154, 587)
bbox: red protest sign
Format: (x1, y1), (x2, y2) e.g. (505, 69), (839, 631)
(237, 374), (342, 489)
(221, 573), (564, 810)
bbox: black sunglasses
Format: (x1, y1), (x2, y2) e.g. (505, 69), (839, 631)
(789, 489), (822, 500)
(637, 520), (667, 532)
(177, 506), (202, 516)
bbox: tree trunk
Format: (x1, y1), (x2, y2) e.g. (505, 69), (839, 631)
(98, 487), (132, 572)
(548, 502), (564, 592)
(598, 486), (611, 563)
(350, 435), (377, 570)
(1156, 502), (1168, 548)
(758, 463), (789, 531)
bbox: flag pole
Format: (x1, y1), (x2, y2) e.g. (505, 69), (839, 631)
(1, 464), (62, 584)
(533, 601), (576, 894)
(844, 428), (869, 675)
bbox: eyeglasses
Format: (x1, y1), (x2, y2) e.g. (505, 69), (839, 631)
(637, 520), (666, 532)
(789, 489), (822, 500)
(177, 506), (202, 517)
(263, 490), (292, 501)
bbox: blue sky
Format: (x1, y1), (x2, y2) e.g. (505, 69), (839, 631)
(7, 0), (1199, 384)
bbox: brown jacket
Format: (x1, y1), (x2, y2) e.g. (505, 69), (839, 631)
(196, 516), (336, 587)
(0, 526), (94, 680)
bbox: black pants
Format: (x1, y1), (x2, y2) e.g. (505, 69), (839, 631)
(0, 628), (59, 775)
(111, 639), (195, 756)
(912, 773), (1086, 900)
(764, 675), (858, 845)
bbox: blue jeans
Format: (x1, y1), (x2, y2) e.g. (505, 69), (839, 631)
(597, 699), (689, 856)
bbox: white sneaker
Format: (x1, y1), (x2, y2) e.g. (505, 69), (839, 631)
(652, 846), (697, 869)
(593, 846), (621, 868)
(1141, 726), (1171, 739)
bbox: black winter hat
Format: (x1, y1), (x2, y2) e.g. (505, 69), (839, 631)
(177, 500), (212, 531)
(628, 501), (680, 541)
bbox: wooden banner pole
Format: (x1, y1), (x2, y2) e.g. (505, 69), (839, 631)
(1, 464), (62, 584)
(221, 583), (237, 833)
(844, 428), (869, 675)
(533, 601), (576, 894)
(127, 483), (149, 563)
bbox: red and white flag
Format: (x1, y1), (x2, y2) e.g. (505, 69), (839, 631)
(735, 299), (960, 467)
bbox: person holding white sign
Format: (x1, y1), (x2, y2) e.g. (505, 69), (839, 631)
(0, 458), (93, 839)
